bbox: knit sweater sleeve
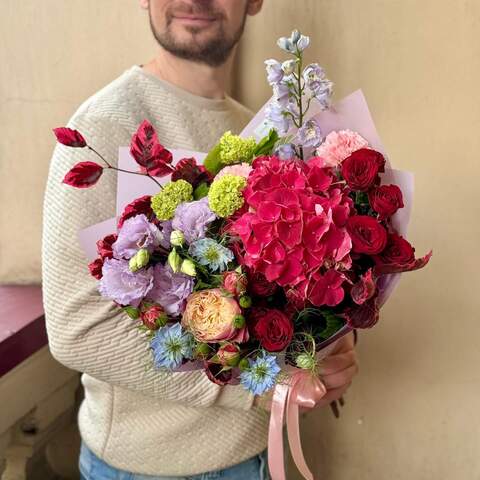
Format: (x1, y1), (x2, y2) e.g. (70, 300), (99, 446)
(41, 111), (254, 411)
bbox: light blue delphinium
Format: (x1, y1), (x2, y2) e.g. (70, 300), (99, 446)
(188, 238), (234, 272)
(150, 323), (194, 370)
(240, 353), (281, 395)
(297, 118), (323, 149)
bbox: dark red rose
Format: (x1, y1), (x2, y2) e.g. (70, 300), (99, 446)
(96, 233), (117, 259)
(247, 271), (278, 297)
(171, 157), (213, 187)
(53, 127), (86, 147)
(62, 161), (103, 188)
(347, 215), (388, 255)
(250, 308), (293, 352)
(344, 297), (379, 329)
(341, 148), (385, 191)
(368, 184), (404, 220)
(117, 195), (153, 229)
(204, 361), (233, 386)
(130, 120), (174, 177)
(373, 234), (432, 274)
(88, 257), (104, 279)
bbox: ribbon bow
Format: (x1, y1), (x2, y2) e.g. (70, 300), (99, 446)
(268, 370), (327, 480)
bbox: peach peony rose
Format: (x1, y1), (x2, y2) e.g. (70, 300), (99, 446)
(315, 130), (370, 167)
(182, 288), (249, 343)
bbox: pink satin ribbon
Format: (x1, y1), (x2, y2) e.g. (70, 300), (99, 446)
(268, 370), (327, 480)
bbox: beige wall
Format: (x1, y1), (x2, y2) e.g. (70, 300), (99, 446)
(235, 1), (480, 479)
(1, 0), (479, 479)
(0, 0), (157, 283)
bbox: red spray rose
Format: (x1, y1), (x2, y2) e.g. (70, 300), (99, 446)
(140, 304), (166, 330)
(341, 148), (385, 191)
(96, 233), (117, 259)
(117, 195), (153, 229)
(222, 271), (248, 296)
(368, 184), (404, 220)
(247, 271), (278, 297)
(250, 307), (294, 352)
(88, 257), (104, 279)
(347, 215), (388, 255)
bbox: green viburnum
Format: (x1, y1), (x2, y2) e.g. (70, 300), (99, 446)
(219, 131), (256, 165)
(208, 174), (246, 217)
(151, 180), (193, 220)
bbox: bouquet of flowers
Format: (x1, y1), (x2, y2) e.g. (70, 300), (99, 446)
(54, 29), (431, 480)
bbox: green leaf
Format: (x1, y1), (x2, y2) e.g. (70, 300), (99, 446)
(123, 306), (140, 320)
(203, 143), (223, 174)
(253, 129), (279, 157)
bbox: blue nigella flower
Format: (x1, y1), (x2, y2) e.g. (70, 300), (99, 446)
(150, 323), (194, 369)
(240, 353), (281, 395)
(188, 238), (234, 272)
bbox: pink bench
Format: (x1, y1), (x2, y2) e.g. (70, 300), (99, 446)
(0, 286), (47, 377)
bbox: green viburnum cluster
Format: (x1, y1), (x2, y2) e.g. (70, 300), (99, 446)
(219, 131), (256, 165)
(208, 174), (247, 218)
(151, 179), (193, 220)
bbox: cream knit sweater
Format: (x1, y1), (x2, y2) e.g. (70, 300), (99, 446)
(41, 65), (270, 476)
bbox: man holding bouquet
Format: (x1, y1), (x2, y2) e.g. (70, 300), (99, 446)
(42, 1), (358, 479)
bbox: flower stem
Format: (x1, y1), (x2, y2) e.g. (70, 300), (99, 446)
(296, 49), (305, 160)
(87, 145), (164, 189)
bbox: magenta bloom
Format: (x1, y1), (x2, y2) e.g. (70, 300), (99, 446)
(112, 214), (162, 259)
(98, 258), (154, 307)
(146, 264), (194, 316)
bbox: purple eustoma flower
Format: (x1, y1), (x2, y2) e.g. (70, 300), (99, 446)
(98, 258), (154, 307)
(172, 197), (216, 244)
(112, 214), (163, 259)
(146, 263), (194, 317)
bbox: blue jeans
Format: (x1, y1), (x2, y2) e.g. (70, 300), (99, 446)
(79, 440), (270, 480)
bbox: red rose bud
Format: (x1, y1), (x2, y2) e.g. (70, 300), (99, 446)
(250, 307), (294, 352)
(247, 271), (277, 297)
(140, 304), (167, 330)
(368, 184), (404, 220)
(347, 215), (388, 255)
(217, 344), (241, 366)
(341, 148), (385, 191)
(88, 257), (104, 279)
(96, 233), (117, 259)
(62, 161), (103, 188)
(351, 268), (377, 305)
(130, 120), (173, 177)
(373, 234), (432, 274)
(204, 361), (233, 386)
(223, 271), (247, 296)
(53, 127), (86, 147)
(117, 195), (153, 229)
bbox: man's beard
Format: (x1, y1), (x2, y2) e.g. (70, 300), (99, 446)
(148, 1), (247, 67)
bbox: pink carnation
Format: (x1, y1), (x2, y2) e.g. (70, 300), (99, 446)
(216, 162), (253, 179)
(315, 130), (369, 167)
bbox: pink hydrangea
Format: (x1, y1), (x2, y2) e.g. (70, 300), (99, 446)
(216, 162), (253, 180)
(315, 130), (369, 167)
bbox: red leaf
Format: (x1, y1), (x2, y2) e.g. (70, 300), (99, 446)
(53, 127), (86, 147)
(351, 268), (376, 305)
(62, 161), (103, 188)
(130, 120), (173, 177)
(117, 195), (153, 229)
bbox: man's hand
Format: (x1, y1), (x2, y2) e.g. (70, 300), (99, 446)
(253, 331), (358, 411)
